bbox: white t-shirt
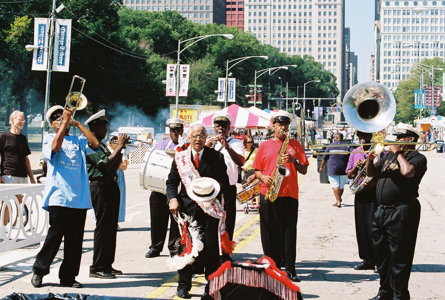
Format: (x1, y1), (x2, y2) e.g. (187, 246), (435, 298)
(213, 138), (245, 185)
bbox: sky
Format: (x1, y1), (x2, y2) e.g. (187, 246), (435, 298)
(345, 0), (376, 83)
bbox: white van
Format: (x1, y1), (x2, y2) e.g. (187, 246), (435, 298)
(118, 127), (154, 141)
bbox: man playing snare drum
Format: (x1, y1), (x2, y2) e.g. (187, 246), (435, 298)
(145, 118), (183, 258)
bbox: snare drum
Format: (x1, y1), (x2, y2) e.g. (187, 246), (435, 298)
(139, 148), (173, 194)
(236, 179), (261, 204)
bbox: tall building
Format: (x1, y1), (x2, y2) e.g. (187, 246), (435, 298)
(375, 0), (445, 90)
(123, 0), (226, 25)
(226, 0), (245, 29)
(243, 0), (346, 100)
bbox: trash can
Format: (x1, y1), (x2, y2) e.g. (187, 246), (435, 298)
(317, 155), (329, 184)
(436, 140), (444, 153)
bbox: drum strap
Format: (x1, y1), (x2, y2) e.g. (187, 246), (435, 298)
(175, 148), (235, 255)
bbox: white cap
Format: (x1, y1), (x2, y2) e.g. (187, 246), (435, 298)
(393, 122), (421, 139)
(166, 118), (185, 128)
(84, 109), (109, 126)
(46, 105), (64, 124)
(270, 110), (293, 124)
(212, 111), (233, 125)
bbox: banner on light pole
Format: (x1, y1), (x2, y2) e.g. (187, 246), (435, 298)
(227, 78), (236, 102)
(31, 18), (49, 71)
(217, 78), (225, 102)
(52, 19), (71, 72)
(178, 64), (190, 97)
(166, 64), (176, 96)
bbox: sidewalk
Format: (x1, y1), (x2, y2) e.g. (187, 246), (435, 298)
(1, 151), (444, 299)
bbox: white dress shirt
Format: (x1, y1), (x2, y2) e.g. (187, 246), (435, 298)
(213, 138), (245, 185)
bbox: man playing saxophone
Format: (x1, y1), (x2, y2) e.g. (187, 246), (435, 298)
(346, 131), (379, 272)
(252, 111), (309, 282)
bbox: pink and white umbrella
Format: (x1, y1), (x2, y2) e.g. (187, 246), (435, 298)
(197, 104), (272, 129)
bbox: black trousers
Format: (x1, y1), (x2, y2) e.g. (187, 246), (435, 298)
(372, 200), (421, 300)
(178, 209), (220, 292)
(90, 180), (120, 273)
(259, 194), (299, 276)
(354, 190), (377, 265)
(149, 191), (179, 254)
(33, 206), (87, 282)
(224, 184), (237, 241)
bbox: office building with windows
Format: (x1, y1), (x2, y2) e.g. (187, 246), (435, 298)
(243, 0), (346, 99)
(376, 0), (445, 89)
(123, 0), (226, 25)
(227, 1), (245, 29)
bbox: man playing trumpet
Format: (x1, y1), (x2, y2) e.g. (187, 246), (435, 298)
(252, 111), (309, 282)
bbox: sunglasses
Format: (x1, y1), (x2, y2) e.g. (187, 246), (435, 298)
(246, 141), (254, 144)
(51, 114), (62, 122)
(170, 128), (182, 133)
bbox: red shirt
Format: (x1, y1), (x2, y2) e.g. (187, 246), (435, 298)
(252, 138), (309, 199)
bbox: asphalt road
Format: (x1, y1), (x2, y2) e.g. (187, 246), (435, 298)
(0, 150), (444, 299)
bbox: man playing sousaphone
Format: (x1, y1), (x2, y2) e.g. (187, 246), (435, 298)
(167, 124), (231, 300)
(346, 131), (379, 272)
(252, 111), (309, 282)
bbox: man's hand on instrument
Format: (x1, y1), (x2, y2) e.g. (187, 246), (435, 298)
(283, 153), (297, 164)
(247, 174), (256, 184)
(390, 144), (402, 154)
(118, 133), (130, 148)
(218, 134), (229, 149)
(205, 136), (218, 148)
(261, 175), (273, 187)
(63, 107), (75, 123)
(355, 159), (365, 168)
(169, 198), (180, 215)
(71, 119), (80, 127)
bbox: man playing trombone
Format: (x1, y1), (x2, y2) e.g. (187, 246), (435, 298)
(366, 123), (427, 300)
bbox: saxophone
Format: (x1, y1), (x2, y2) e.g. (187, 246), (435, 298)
(265, 131), (290, 202)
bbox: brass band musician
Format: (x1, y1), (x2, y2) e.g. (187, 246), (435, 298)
(252, 111), (309, 282)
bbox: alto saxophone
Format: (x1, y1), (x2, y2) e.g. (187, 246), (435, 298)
(265, 131), (291, 202)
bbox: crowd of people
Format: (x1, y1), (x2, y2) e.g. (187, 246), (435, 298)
(0, 107), (428, 300)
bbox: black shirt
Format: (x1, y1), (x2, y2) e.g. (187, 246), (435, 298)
(374, 151), (427, 205)
(86, 142), (118, 181)
(0, 131), (31, 177)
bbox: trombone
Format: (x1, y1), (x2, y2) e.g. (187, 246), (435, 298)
(60, 75), (88, 124)
(311, 132), (437, 156)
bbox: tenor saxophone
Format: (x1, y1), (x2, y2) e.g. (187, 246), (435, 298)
(265, 131), (291, 202)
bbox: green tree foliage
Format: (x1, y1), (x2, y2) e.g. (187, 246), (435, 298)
(0, 2), (340, 131)
(394, 58), (444, 124)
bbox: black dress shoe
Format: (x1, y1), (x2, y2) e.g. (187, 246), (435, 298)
(31, 273), (43, 288)
(176, 287), (191, 299)
(287, 272), (301, 282)
(60, 280), (82, 288)
(89, 271), (116, 279)
(145, 249), (160, 258)
(110, 268), (123, 275)
(369, 295), (384, 300)
(354, 261), (375, 270)
(201, 292), (213, 300)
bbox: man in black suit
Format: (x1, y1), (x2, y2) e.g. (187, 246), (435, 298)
(167, 124), (230, 300)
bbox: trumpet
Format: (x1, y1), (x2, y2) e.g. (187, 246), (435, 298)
(60, 75), (88, 124)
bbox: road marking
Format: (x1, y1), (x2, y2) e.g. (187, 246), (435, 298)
(125, 211), (144, 222)
(440, 191), (445, 196)
(147, 156), (313, 298)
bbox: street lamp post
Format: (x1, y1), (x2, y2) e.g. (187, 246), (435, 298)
(253, 65), (297, 107)
(302, 79), (320, 147)
(224, 55), (268, 107)
(175, 34), (233, 116)
(416, 63), (443, 118)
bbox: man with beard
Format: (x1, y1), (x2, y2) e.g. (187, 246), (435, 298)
(31, 106), (99, 288)
(167, 124), (230, 300)
(145, 118), (183, 258)
(85, 110), (130, 279)
(252, 110), (309, 282)
(205, 112), (244, 254)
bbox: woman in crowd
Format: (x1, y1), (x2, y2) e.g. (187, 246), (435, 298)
(241, 135), (259, 213)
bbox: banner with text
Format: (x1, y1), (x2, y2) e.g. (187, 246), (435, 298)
(166, 64), (176, 96)
(31, 18), (49, 71)
(227, 78), (236, 102)
(52, 19), (71, 72)
(217, 78), (225, 102)
(178, 64), (190, 97)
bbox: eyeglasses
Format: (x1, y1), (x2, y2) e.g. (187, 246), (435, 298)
(191, 134), (207, 140)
